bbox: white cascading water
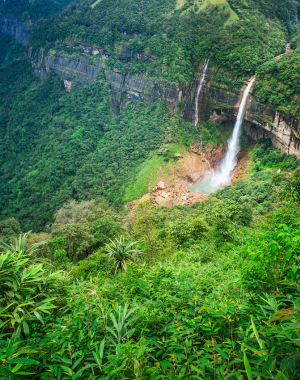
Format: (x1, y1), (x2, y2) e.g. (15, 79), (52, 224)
(211, 77), (255, 187)
(194, 59), (208, 133)
(194, 59), (212, 171)
(190, 77), (255, 194)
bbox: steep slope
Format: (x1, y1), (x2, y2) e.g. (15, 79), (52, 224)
(29, 0), (290, 79)
(0, 0), (300, 231)
(0, 59), (196, 231)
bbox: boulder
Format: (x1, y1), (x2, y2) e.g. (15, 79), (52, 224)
(157, 181), (165, 189)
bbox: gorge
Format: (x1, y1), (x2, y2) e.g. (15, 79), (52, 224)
(1, 0), (300, 378)
(24, 48), (300, 158)
(1, 11), (299, 158)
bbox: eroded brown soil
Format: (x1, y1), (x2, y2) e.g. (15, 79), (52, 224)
(125, 143), (251, 210)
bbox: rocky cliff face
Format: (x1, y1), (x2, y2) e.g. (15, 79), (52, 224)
(30, 47), (186, 113)
(29, 47), (300, 156)
(1, 17), (34, 45)
(245, 96), (300, 157)
(182, 63), (300, 157)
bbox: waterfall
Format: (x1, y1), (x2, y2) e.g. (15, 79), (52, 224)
(189, 77), (255, 194)
(212, 77), (255, 187)
(194, 59), (208, 131)
(194, 59), (212, 171)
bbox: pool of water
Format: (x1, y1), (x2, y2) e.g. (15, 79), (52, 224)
(189, 178), (223, 195)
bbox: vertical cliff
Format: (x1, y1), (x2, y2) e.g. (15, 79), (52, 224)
(1, 17), (33, 45)
(183, 63), (300, 157)
(29, 48), (187, 114)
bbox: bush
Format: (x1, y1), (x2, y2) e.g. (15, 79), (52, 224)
(168, 217), (208, 247)
(70, 251), (114, 280)
(54, 249), (70, 266)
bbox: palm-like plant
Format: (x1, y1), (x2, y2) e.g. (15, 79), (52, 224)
(105, 236), (141, 274)
(0, 232), (47, 256)
(106, 303), (139, 344)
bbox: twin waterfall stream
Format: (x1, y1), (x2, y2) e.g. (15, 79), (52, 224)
(190, 63), (255, 194)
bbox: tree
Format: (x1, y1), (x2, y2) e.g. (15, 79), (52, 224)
(91, 217), (124, 247)
(52, 223), (94, 261)
(52, 199), (96, 230)
(0, 218), (21, 244)
(131, 200), (157, 249)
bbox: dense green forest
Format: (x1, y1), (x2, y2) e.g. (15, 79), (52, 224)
(0, 58), (195, 231)
(0, 0), (73, 20)
(2, 0), (300, 378)
(29, 0), (294, 79)
(0, 35), (24, 68)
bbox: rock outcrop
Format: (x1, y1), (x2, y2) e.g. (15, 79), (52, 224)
(29, 48), (186, 113)
(183, 62), (300, 157)
(27, 47), (300, 156)
(245, 96), (300, 157)
(1, 17), (34, 46)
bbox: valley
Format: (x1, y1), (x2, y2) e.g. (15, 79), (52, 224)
(1, 0), (300, 378)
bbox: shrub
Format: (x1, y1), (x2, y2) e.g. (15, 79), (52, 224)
(70, 251), (114, 280)
(168, 217), (208, 246)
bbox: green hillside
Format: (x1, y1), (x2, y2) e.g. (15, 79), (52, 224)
(1, 159), (300, 379)
(1, 0), (300, 378)
(29, 0), (292, 79)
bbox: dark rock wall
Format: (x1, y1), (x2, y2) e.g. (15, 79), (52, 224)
(3, 37), (298, 157)
(189, 64), (300, 157)
(0, 17), (34, 45)
(30, 49), (186, 114)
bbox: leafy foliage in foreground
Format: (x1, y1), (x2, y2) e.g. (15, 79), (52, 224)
(1, 191), (300, 378)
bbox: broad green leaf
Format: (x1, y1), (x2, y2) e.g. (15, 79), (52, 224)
(7, 358), (39, 365)
(12, 363), (23, 373)
(277, 371), (289, 380)
(243, 351), (253, 380)
(33, 310), (44, 325)
(251, 318), (264, 349)
(127, 328), (135, 338)
(283, 322), (300, 331)
(73, 357), (83, 369)
(23, 321), (29, 336)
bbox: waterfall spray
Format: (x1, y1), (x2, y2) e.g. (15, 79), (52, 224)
(194, 59), (212, 171)
(190, 77), (255, 194)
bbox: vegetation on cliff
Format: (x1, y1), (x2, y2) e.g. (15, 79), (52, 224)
(254, 50), (300, 117)
(29, 0), (293, 80)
